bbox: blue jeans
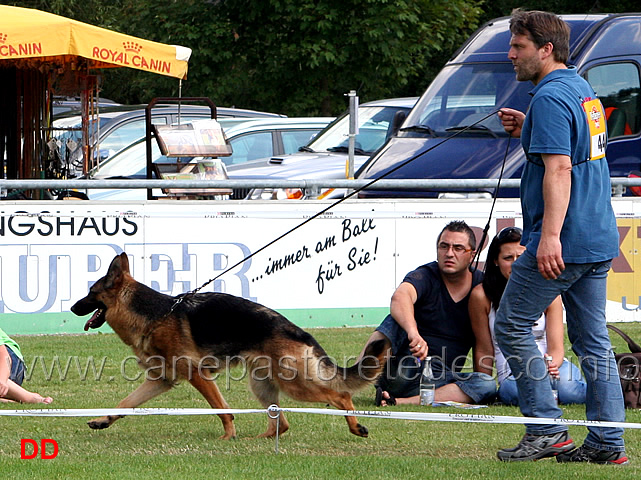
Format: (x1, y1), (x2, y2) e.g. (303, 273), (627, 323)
(375, 315), (497, 404)
(498, 359), (587, 406)
(495, 252), (625, 451)
(7, 347), (25, 386)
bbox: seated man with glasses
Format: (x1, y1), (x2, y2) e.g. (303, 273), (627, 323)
(360, 220), (497, 406)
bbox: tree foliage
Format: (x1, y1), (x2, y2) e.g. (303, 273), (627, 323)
(103, 0), (483, 116)
(210, 0), (483, 115)
(479, 0), (641, 22)
(7, 0), (123, 29)
(9, 0), (483, 115)
(6, 0), (639, 116)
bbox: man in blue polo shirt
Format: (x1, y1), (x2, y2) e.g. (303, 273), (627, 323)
(496, 9), (627, 464)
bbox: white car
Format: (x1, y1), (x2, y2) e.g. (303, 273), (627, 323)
(73, 117), (334, 200)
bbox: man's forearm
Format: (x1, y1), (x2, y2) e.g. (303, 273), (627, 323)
(390, 301), (419, 337)
(541, 155), (572, 239)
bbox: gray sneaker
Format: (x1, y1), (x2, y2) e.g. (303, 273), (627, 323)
(556, 444), (629, 465)
(497, 431), (575, 462)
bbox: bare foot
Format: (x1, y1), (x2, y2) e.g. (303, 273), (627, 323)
(379, 390), (419, 406)
(25, 393), (53, 404)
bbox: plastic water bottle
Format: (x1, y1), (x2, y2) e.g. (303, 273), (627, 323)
(420, 356), (435, 406)
(545, 354), (559, 405)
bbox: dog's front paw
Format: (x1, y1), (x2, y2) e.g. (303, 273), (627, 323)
(88, 417), (112, 429)
(356, 423), (368, 437)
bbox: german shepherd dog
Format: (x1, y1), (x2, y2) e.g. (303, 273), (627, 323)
(71, 253), (387, 439)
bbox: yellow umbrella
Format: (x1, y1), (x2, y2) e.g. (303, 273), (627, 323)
(0, 5), (191, 79)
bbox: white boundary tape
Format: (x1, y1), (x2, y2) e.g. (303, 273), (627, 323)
(1, 405), (639, 430)
(278, 407), (639, 430)
(0, 407), (264, 417)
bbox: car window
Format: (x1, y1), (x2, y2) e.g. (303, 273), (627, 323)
(92, 139), (200, 179)
(98, 120), (156, 159)
(585, 62), (641, 138)
(407, 63), (531, 133)
(92, 141), (152, 178)
(98, 114), (217, 160)
(354, 118), (390, 152)
(53, 114), (210, 168)
(224, 132), (273, 165)
(308, 106), (405, 154)
(281, 129), (322, 154)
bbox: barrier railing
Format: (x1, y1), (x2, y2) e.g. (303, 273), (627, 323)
(0, 177), (639, 195)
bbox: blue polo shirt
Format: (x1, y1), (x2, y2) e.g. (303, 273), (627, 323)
(519, 67), (619, 263)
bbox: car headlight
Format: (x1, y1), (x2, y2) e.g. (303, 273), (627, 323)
(248, 188), (304, 200)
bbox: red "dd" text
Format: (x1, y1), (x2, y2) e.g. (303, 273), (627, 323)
(20, 439), (58, 459)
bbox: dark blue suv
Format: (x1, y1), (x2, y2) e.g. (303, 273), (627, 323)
(356, 14), (641, 198)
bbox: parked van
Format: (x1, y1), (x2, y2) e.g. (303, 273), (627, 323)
(356, 14), (641, 198)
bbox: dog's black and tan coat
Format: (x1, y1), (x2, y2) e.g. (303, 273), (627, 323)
(71, 253), (387, 439)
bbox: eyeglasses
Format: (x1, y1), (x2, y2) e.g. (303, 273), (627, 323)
(437, 242), (474, 254)
(496, 226), (523, 240)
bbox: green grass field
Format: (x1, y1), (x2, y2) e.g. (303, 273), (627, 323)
(2, 324), (641, 479)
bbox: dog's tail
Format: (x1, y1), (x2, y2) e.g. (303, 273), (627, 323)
(337, 338), (389, 392)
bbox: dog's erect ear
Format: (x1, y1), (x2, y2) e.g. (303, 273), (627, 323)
(104, 253), (129, 289)
(118, 252), (130, 273)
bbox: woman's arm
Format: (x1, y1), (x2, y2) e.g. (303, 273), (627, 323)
(544, 296), (565, 377)
(468, 284), (495, 375)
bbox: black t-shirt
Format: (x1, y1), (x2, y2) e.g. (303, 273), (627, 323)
(402, 261), (483, 372)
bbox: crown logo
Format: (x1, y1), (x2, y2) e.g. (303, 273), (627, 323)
(123, 41), (142, 53)
(0, 33), (7, 44)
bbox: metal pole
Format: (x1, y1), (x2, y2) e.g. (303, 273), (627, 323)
(346, 90), (358, 179)
(268, 405), (281, 454)
(177, 79), (182, 125)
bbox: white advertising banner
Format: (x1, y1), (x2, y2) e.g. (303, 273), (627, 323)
(0, 197), (639, 334)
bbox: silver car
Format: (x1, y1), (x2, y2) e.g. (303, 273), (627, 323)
(51, 104), (287, 178)
(77, 116), (334, 200)
(226, 97), (419, 200)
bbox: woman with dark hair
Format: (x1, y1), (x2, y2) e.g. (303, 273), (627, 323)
(469, 226), (586, 405)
